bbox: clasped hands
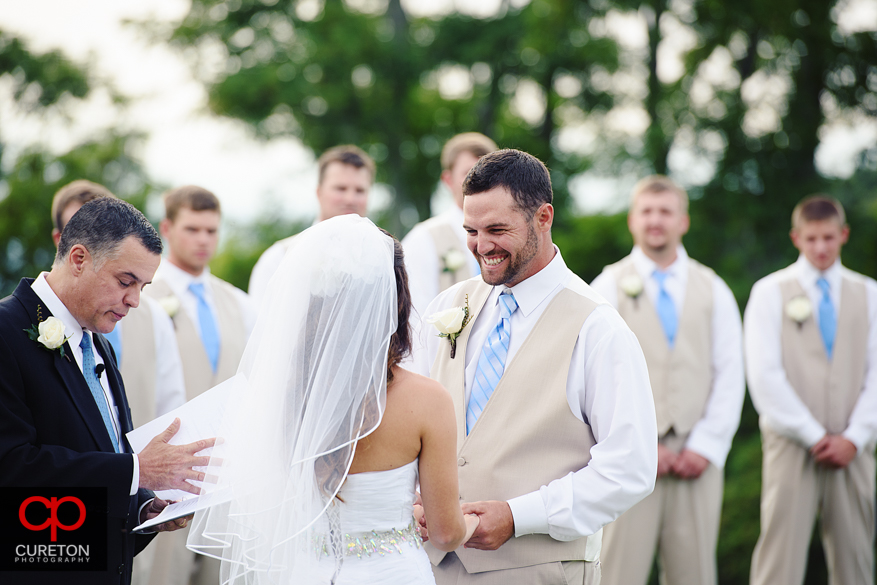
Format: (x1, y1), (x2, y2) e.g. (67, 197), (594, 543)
(657, 445), (709, 480)
(137, 417), (217, 533)
(810, 434), (856, 469)
(415, 498), (514, 551)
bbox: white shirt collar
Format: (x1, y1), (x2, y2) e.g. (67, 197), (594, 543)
(795, 254), (842, 289)
(31, 272), (86, 351)
(156, 259), (211, 297)
(631, 245), (688, 279)
(505, 246), (569, 318)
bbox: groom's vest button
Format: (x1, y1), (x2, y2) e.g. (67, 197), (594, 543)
(457, 457), (466, 466)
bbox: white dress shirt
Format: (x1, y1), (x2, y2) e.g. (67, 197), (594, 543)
(744, 256), (877, 450)
(154, 260), (256, 339)
(31, 273), (140, 496)
(590, 246), (745, 468)
(401, 206), (480, 321)
(113, 295), (186, 417)
(411, 248), (657, 540)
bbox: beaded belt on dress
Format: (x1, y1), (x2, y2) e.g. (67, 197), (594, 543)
(316, 519), (423, 559)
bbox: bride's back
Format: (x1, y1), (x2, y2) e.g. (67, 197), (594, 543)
(349, 366), (448, 474)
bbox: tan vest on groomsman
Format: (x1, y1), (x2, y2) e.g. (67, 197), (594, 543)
(427, 278), (601, 573)
(778, 271), (868, 433)
(116, 303), (157, 429)
(607, 255), (713, 437)
(426, 219), (472, 292)
(145, 276), (247, 399)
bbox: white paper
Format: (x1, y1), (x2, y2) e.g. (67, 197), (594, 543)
(127, 373), (246, 502)
(133, 488), (233, 533)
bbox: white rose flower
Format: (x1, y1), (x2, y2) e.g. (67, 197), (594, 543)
(37, 317), (67, 349)
(620, 274), (644, 298)
(159, 295), (181, 318)
(785, 296), (812, 323)
(443, 249), (467, 272)
(427, 307), (466, 335)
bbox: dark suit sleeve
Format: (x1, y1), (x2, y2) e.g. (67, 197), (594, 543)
(0, 326), (136, 520)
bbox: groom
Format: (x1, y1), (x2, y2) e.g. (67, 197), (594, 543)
(0, 197), (214, 585)
(414, 149), (657, 584)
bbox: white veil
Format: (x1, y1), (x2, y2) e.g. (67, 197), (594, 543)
(187, 215), (397, 584)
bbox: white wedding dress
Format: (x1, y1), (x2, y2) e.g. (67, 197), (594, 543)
(320, 459), (436, 585)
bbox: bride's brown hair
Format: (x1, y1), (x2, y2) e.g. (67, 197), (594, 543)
(383, 230), (412, 385)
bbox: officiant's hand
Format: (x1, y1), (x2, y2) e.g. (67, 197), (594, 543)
(461, 500), (514, 550)
(139, 418), (216, 494)
(139, 498), (194, 532)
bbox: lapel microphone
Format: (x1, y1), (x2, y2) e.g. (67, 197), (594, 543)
(95, 364), (105, 380)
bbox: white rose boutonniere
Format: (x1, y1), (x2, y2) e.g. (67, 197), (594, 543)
(442, 249), (467, 273)
(785, 296), (812, 328)
(426, 295), (472, 359)
(24, 309), (72, 360)
(159, 295), (181, 319)
(620, 274), (644, 299)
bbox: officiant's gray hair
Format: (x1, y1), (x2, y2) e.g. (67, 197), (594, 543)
(54, 197), (162, 269)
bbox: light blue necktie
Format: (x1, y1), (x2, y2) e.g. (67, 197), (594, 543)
(79, 333), (120, 452)
(817, 277), (836, 359)
(653, 270), (677, 348)
(103, 326), (122, 364)
(467, 291), (518, 434)
(190, 282), (220, 372)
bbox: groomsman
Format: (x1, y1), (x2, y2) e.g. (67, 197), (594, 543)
(414, 149), (657, 584)
(745, 195), (877, 585)
(248, 144), (375, 302)
(591, 176), (744, 585)
(144, 185), (255, 585)
(402, 132), (496, 318)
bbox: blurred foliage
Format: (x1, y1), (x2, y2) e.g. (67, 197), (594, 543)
(0, 30), (159, 296)
(0, 133), (157, 296)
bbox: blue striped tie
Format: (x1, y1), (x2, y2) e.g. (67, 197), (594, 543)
(79, 333), (120, 452)
(190, 282), (220, 372)
(653, 270), (677, 348)
(467, 291), (518, 434)
(817, 277), (836, 359)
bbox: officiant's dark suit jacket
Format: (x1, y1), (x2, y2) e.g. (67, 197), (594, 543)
(0, 279), (156, 585)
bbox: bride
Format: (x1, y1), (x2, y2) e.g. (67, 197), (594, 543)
(187, 215), (478, 584)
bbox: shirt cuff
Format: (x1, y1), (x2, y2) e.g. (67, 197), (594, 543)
(684, 430), (728, 469)
(507, 491), (549, 537)
(137, 498), (156, 533)
(799, 421), (828, 449)
(130, 454), (140, 496)
(842, 425), (870, 453)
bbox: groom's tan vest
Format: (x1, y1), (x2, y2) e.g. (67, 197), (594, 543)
(427, 277), (600, 573)
(425, 218), (472, 292)
(145, 276), (247, 400)
(117, 302), (157, 429)
(605, 255), (714, 437)
(777, 269), (868, 433)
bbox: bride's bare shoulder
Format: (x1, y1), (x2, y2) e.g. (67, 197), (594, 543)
(390, 367), (452, 405)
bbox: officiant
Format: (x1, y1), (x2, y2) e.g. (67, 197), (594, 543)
(0, 197), (213, 585)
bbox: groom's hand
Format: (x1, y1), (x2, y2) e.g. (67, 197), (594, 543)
(461, 500), (514, 550)
(139, 418), (216, 494)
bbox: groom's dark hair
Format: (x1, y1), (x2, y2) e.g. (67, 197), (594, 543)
(55, 197), (162, 268)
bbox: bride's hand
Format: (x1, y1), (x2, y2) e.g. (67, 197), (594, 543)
(462, 513), (480, 545)
(413, 504), (429, 542)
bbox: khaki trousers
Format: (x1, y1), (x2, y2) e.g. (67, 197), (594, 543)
(433, 552), (600, 585)
(601, 432), (723, 585)
(750, 431), (875, 585)
(134, 525), (221, 585)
